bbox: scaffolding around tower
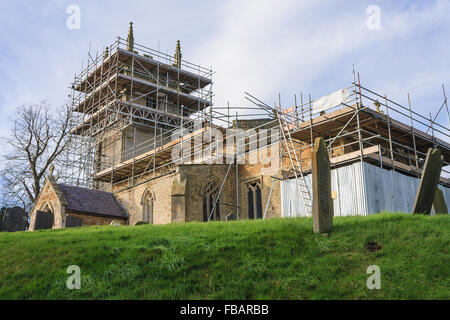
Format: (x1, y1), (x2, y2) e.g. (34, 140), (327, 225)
(61, 29), (214, 189)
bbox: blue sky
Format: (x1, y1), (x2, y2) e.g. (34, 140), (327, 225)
(0, 0), (449, 136)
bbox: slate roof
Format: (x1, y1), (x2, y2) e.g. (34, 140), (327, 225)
(57, 184), (127, 218)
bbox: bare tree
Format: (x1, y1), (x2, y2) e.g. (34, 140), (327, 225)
(0, 101), (72, 210)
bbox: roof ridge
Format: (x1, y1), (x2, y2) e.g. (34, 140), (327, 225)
(58, 183), (113, 194)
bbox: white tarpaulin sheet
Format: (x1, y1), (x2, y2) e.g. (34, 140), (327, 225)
(312, 88), (351, 114)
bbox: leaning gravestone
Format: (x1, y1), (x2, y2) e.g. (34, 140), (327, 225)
(65, 216), (82, 228)
(1, 207), (28, 232)
(412, 148), (443, 215)
(311, 137), (334, 233)
(34, 211), (54, 230)
(432, 188), (448, 215)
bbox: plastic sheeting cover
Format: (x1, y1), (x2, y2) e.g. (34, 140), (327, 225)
(312, 88), (351, 114)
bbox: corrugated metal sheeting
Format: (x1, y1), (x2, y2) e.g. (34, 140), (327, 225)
(281, 162), (450, 217)
(364, 163), (450, 214)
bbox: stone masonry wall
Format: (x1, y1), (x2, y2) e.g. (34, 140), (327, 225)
(67, 212), (124, 226)
(114, 172), (175, 225)
(179, 164), (236, 222)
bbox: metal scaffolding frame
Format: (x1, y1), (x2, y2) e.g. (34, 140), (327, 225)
(61, 36), (214, 190)
(244, 76), (450, 217)
(267, 80), (450, 181)
(60, 33), (450, 219)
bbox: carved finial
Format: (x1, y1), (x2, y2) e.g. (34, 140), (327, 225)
(49, 164), (55, 178)
(374, 100), (383, 114)
(104, 46), (109, 60)
(127, 22), (134, 52)
(173, 40), (182, 68)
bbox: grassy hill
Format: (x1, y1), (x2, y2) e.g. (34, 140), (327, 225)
(0, 213), (448, 300)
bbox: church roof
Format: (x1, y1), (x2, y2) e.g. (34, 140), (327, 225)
(57, 184), (127, 218)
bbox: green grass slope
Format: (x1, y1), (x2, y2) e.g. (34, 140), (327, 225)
(0, 213), (448, 300)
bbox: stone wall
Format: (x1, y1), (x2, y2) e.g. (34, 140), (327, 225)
(112, 139), (287, 225)
(97, 127), (123, 169)
(238, 163), (281, 220)
(67, 212), (125, 226)
(179, 164), (236, 222)
(102, 119), (296, 225)
(114, 164), (238, 225)
(122, 125), (171, 162)
(28, 141), (289, 230)
(114, 172), (176, 225)
(237, 141), (283, 220)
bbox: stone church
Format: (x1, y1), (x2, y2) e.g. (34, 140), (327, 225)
(29, 24), (291, 230)
(28, 23), (450, 230)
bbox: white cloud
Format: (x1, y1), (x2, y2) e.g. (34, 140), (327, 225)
(0, 0), (449, 126)
(192, 0), (450, 119)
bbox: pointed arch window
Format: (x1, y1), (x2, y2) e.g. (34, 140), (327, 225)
(40, 202), (53, 214)
(141, 189), (154, 224)
(202, 178), (220, 222)
(247, 181), (263, 220)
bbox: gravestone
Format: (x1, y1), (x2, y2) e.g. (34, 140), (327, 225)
(65, 216), (82, 228)
(412, 148), (443, 214)
(110, 220), (123, 226)
(311, 137), (334, 233)
(34, 211), (54, 230)
(432, 188), (448, 215)
(0, 211), (4, 232)
(1, 207), (28, 232)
